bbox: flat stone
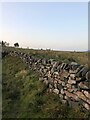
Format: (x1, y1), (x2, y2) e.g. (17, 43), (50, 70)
(54, 83), (57, 89)
(76, 66), (85, 77)
(76, 77), (82, 82)
(66, 84), (71, 88)
(53, 62), (58, 68)
(69, 70), (76, 74)
(86, 71), (90, 80)
(60, 71), (69, 79)
(49, 84), (53, 89)
(58, 80), (63, 84)
(64, 95), (68, 100)
(68, 79), (76, 84)
(83, 91), (90, 99)
(63, 87), (67, 90)
(81, 67), (88, 77)
(53, 89), (59, 94)
(71, 62), (79, 66)
(60, 63), (66, 70)
(70, 73), (76, 80)
(68, 88), (74, 93)
(76, 65), (84, 74)
(62, 81), (65, 86)
(57, 84), (63, 90)
(64, 91), (79, 101)
(48, 72), (52, 77)
(75, 91), (87, 102)
(82, 102), (90, 110)
(54, 72), (59, 75)
(43, 69), (48, 73)
(78, 82), (89, 90)
(86, 99), (90, 105)
(53, 80), (58, 84)
(61, 89), (64, 95)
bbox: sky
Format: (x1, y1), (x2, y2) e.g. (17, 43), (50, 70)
(0, 2), (88, 51)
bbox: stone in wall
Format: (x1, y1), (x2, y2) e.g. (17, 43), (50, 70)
(53, 89), (59, 94)
(82, 102), (90, 110)
(78, 82), (89, 90)
(64, 91), (79, 101)
(86, 71), (90, 81)
(68, 79), (76, 85)
(83, 91), (90, 99)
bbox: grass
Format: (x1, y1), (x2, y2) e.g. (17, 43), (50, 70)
(3, 46), (89, 65)
(2, 54), (90, 119)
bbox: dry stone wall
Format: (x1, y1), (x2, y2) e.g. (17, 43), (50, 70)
(2, 50), (90, 110)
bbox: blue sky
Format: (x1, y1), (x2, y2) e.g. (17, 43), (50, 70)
(1, 2), (88, 51)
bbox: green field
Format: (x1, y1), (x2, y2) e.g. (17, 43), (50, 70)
(2, 47), (90, 118)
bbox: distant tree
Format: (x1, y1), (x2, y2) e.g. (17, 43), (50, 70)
(14, 43), (19, 48)
(0, 40), (9, 47)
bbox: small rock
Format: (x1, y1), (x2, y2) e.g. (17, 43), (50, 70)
(66, 84), (71, 88)
(43, 69), (48, 73)
(57, 84), (63, 90)
(69, 70), (76, 74)
(78, 82), (89, 90)
(76, 66), (85, 77)
(58, 80), (63, 84)
(64, 95), (68, 100)
(54, 72), (59, 75)
(86, 71), (90, 80)
(68, 79), (76, 84)
(83, 91), (90, 99)
(87, 99), (90, 105)
(54, 83), (57, 89)
(75, 91), (87, 102)
(70, 73), (76, 80)
(62, 81), (65, 86)
(81, 67), (88, 77)
(82, 102), (90, 110)
(49, 84), (53, 89)
(76, 77), (82, 82)
(65, 91), (79, 101)
(53, 89), (59, 94)
(61, 89), (64, 95)
(68, 88), (74, 93)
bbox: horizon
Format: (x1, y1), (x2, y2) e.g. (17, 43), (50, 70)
(0, 2), (88, 51)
